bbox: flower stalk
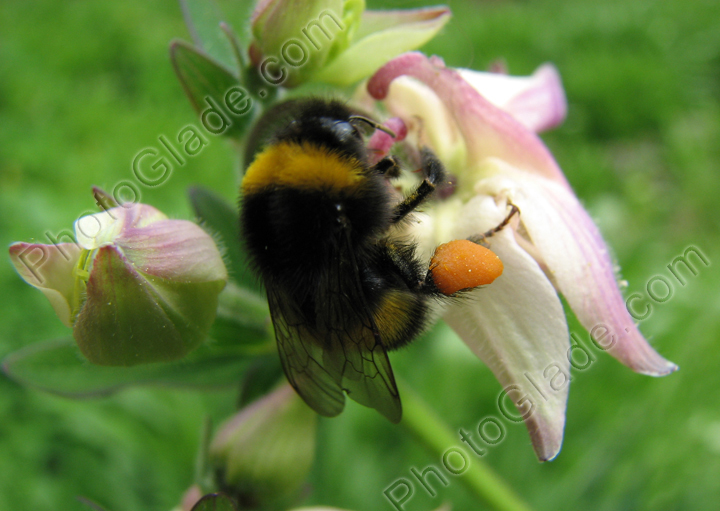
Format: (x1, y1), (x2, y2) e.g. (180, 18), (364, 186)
(399, 379), (533, 511)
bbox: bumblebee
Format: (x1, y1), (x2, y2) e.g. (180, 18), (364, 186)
(240, 99), (505, 423)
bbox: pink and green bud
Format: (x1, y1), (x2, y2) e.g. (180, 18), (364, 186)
(249, 0), (355, 87)
(9, 203), (227, 366)
(209, 384), (317, 504)
(312, 5), (451, 86)
(249, 0), (450, 87)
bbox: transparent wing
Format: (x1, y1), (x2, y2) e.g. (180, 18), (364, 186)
(268, 286), (345, 418)
(267, 234), (402, 423)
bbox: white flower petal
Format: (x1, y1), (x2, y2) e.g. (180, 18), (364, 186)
(442, 195), (570, 461)
(74, 203), (167, 250)
(75, 210), (124, 249)
(480, 161), (678, 376)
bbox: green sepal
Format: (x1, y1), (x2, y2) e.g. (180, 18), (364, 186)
(249, 0), (348, 87)
(91, 186), (118, 210)
(73, 245), (223, 366)
(170, 40), (258, 141)
(180, 0), (240, 72)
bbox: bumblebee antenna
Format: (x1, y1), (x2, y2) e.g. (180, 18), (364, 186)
(348, 115), (397, 138)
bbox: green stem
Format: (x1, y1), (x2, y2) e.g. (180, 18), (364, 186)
(399, 380), (533, 511)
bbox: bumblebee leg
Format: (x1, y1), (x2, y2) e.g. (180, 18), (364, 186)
(372, 156), (401, 178)
(391, 148), (446, 223)
(467, 203), (520, 246)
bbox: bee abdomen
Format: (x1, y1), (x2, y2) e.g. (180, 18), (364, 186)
(372, 290), (430, 350)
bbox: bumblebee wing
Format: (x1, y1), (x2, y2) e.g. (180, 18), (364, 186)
(321, 230), (402, 424)
(268, 286), (346, 417)
(267, 239), (402, 424)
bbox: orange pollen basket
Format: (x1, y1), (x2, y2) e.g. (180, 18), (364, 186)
(430, 239), (504, 295)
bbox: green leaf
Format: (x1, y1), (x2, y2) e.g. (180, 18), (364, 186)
(170, 40), (258, 141)
(2, 337), (255, 397)
(237, 355), (284, 408)
(189, 186), (263, 293)
(213, 282), (272, 349)
(191, 493), (238, 511)
(219, 22), (247, 72)
(194, 417), (215, 491)
(180, 0), (238, 72)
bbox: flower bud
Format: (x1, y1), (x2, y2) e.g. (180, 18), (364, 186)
(209, 384), (317, 505)
(9, 202), (227, 366)
(312, 6), (451, 87)
(249, 0), (450, 87)
(249, 0), (352, 87)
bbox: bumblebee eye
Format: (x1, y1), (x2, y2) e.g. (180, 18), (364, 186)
(320, 118), (357, 143)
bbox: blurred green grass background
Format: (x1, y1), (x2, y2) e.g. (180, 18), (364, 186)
(1, 0), (719, 510)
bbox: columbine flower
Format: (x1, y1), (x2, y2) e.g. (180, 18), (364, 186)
(9, 201), (227, 366)
(249, 0), (450, 87)
(359, 52), (677, 461)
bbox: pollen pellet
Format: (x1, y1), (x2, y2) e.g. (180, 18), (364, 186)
(430, 239), (504, 295)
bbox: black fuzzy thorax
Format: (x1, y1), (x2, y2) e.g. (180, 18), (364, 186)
(240, 173), (394, 295)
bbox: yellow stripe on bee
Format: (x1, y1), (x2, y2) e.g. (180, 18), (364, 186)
(242, 141), (365, 194)
(373, 290), (415, 347)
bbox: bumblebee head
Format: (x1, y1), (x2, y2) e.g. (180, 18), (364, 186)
(273, 99), (367, 162)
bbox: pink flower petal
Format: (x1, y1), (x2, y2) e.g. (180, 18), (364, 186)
(179, 485), (203, 511)
(366, 117), (407, 164)
(367, 52), (571, 188)
(458, 64), (567, 133)
(480, 163), (678, 376)
(75, 202), (225, 284)
(443, 195), (570, 461)
(116, 220), (227, 283)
